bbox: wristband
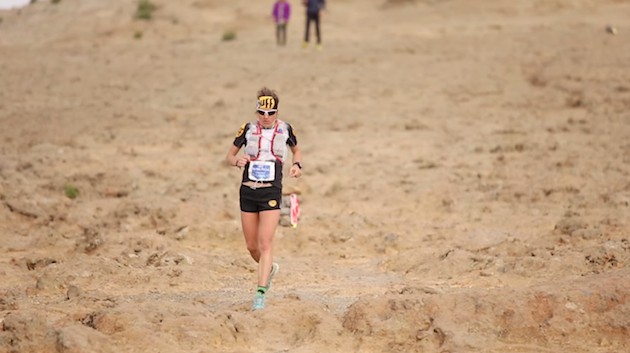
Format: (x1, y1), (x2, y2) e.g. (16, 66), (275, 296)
(293, 162), (302, 169)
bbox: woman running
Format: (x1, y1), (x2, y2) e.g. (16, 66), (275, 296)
(225, 87), (303, 310)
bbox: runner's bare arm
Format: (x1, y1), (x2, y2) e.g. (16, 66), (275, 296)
(289, 145), (302, 178)
(226, 145), (242, 167)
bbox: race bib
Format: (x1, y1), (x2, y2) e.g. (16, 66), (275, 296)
(248, 161), (275, 181)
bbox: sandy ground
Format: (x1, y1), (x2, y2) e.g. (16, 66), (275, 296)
(1, 0), (630, 352)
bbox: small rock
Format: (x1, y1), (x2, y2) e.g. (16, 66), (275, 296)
(605, 25), (618, 35)
(555, 218), (588, 235)
(571, 228), (602, 240)
(66, 285), (82, 300)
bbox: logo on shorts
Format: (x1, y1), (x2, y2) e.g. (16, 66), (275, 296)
(268, 200), (278, 207)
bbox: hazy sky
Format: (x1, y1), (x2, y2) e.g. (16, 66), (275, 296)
(0, 0), (30, 10)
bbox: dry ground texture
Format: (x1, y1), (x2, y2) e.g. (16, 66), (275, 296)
(1, 0), (630, 352)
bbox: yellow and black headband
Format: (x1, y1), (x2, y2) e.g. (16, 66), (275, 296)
(257, 96), (278, 110)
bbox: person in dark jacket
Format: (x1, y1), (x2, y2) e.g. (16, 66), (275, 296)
(302, 0), (325, 50)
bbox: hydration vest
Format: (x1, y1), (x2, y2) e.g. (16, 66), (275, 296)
(244, 120), (290, 164)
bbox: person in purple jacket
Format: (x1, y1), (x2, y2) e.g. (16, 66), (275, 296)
(272, 0), (291, 46)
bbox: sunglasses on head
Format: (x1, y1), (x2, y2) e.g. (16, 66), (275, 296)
(257, 109), (277, 116)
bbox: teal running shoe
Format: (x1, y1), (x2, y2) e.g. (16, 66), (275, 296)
(252, 292), (266, 311)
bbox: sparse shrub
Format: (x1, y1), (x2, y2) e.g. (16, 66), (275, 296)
(52, 0), (61, 4)
(222, 30), (236, 42)
(134, 31), (143, 39)
(135, 0), (156, 21)
(64, 184), (79, 199)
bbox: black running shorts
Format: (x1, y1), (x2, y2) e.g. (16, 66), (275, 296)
(239, 185), (282, 213)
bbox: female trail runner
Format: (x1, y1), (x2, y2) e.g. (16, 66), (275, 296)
(225, 87), (303, 310)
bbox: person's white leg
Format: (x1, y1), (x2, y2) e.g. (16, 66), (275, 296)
(256, 209), (280, 287)
(241, 212), (260, 262)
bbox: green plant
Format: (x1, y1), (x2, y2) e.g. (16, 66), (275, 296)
(134, 31), (143, 39)
(52, 0), (61, 4)
(222, 30), (236, 42)
(64, 184), (79, 199)
(135, 0), (156, 21)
